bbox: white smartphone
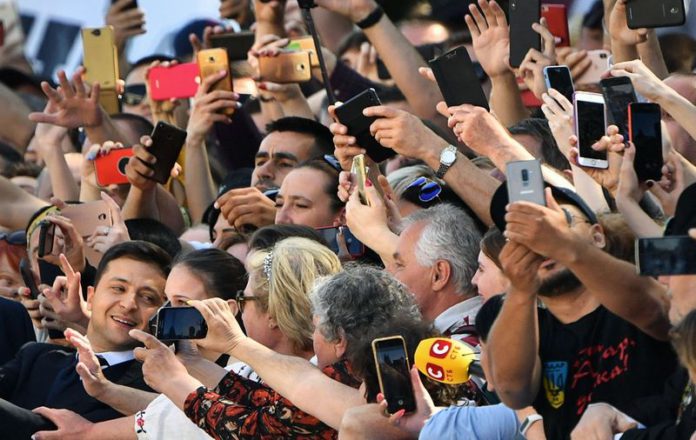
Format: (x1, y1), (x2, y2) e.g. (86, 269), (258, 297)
(573, 91), (608, 169)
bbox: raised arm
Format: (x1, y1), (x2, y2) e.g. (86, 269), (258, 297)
(0, 176), (48, 230)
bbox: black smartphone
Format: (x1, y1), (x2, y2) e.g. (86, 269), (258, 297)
(112, 0), (138, 8)
(428, 46), (489, 110)
(629, 103), (663, 182)
(543, 65), (574, 104)
(146, 121), (187, 184)
(154, 306), (208, 340)
(626, 0), (686, 29)
(372, 336), (417, 414)
(19, 258), (40, 300)
(600, 76), (637, 138)
(377, 43), (443, 80)
(315, 226), (366, 259)
(209, 31), (255, 61)
(509, 0), (541, 68)
(334, 88), (396, 163)
(37, 221), (55, 259)
(636, 236), (696, 276)
(506, 159), (546, 206)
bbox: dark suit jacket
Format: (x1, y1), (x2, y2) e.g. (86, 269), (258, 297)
(0, 297), (35, 365)
(0, 342), (152, 438)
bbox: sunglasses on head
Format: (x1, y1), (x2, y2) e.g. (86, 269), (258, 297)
(0, 230), (27, 246)
(405, 176), (442, 203)
(122, 84), (147, 106)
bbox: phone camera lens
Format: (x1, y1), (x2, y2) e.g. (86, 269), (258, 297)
(208, 56), (215, 62)
(599, 53), (607, 59)
(117, 157), (129, 175)
(521, 169), (529, 182)
(92, 29), (101, 37)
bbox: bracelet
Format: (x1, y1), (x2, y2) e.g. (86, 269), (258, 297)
(520, 414), (544, 437)
(356, 5), (384, 29)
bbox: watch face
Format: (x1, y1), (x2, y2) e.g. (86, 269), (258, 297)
(441, 149), (456, 165)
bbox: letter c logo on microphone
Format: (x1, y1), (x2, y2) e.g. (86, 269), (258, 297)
(426, 363), (445, 380)
(429, 340), (452, 359)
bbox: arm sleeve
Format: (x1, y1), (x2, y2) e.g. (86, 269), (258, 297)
(419, 403), (520, 440)
(624, 368), (688, 426)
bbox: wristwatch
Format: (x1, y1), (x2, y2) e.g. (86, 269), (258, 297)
(435, 145), (458, 179)
(519, 414), (544, 437)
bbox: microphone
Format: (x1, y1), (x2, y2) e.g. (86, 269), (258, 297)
(414, 338), (481, 384)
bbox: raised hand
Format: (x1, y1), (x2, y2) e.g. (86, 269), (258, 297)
(85, 192), (130, 254)
(466, 0), (512, 79)
(518, 18), (557, 100)
(29, 68), (102, 128)
(106, 0), (146, 49)
(187, 70), (240, 142)
(648, 151), (685, 216)
(313, 0), (377, 24)
(188, 298), (247, 355)
(65, 328), (112, 399)
(540, 88), (574, 157)
(608, 0), (648, 47)
(215, 187), (277, 231)
(42, 254), (89, 329)
(568, 125), (625, 195)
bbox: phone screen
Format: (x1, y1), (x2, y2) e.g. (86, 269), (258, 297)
(374, 338), (416, 413)
(601, 79), (636, 137)
(576, 100), (607, 161)
(630, 104), (663, 182)
(38, 221), (55, 259)
(315, 226), (365, 258)
(545, 67), (574, 103)
(156, 307), (208, 340)
(637, 236), (696, 276)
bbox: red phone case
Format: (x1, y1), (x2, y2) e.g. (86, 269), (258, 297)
(542, 4), (570, 48)
(148, 63), (201, 101)
(95, 148), (134, 186)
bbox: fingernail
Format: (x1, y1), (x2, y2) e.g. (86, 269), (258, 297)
(213, 201), (219, 209)
(366, 179), (373, 187)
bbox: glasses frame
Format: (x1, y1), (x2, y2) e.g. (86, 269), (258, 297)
(234, 290), (259, 313)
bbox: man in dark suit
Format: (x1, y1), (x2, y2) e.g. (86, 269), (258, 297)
(0, 296), (35, 365)
(0, 241), (170, 439)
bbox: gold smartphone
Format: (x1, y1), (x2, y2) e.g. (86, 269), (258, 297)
(371, 336), (417, 414)
(197, 48), (234, 115)
(82, 27), (120, 114)
(352, 154), (368, 205)
(287, 36), (319, 67)
(258, 51), (312, 84)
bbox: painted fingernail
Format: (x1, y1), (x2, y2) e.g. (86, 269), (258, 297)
(366, 179), (373, 187)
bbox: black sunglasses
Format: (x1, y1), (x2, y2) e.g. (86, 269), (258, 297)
(122, 84), (147, 106)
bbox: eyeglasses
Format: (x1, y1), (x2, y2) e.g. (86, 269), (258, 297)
(561, 208), (591, 228)
(122, 84), (147, 106)
(0, 230), (27, 246)
(235, 290), (259, 313)
(323, 154), (343, 172)
(405, 176), (442, 203)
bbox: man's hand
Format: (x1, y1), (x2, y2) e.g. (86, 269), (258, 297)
(125, 136), (158, 192)
(188, 298), (247, 355)
(29, 68), (103, 129)
(499, 240), (544, 296)
(540, 88), (574, 157)
(65, 328), (113, 400)
(106, 0), (146, 49)
(556, 47), (591, 81)
(45, 215), (86, 273)
(187, 70), (239, 142)
(42, 254), (89, 328)
(608, 0), (648, 47)
(568, 125), (625, 196)
(31, 407), (95, 440)
(329, 104), (366, 171)
(382, 366), (438, 435)
(314, 0), (378, 24)
(446, 104), (512, 157)
(610, 60), (671, 104)
(616, 142), (645, 203)
(466, 0), (512, 79)
(649, 151), (685, 217)
(86, 192), (130, 254)
(215, 187), (276, 231)
(518, 18), (557, 100)
(570, 402), (639, 440)
(19, 287), (44, 329)
(31, 100), (69, 162)
(220, 0), (252, 25)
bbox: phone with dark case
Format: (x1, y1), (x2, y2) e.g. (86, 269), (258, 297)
(315, 226), (366, 259)
(112, 0), (138, 8)
(541, 4), (569, 47)
(20, 258), (39, 300)
(146, 122), (187, 184)
(636, 236), (696, 276)
(600, 76), (637, 138)
(95, 147), (133, 186)
(37, 221), (55, 259)
(543, 65), (574, 103)
(428, 46), (489, 110)
(629, 103), (663, 182)
(506, 160), (546, 206)
(509, 0), (541, 68)
(210, 31), (255, 61)
(372, 336), (417, 414)
(334, 88), (396, 163)
(626, 0), (686, 29)
(154, 306), (208, 340)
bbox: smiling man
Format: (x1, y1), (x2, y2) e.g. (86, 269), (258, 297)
(0, 241), (170, 439)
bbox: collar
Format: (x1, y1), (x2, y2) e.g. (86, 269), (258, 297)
(93, 350), (135, 368)
(433, 295), (483, 334)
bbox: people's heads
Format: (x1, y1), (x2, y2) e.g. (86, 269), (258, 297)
(663, 74), (696, 164)
(509, 119), (571, 173)
(670, 309), (696, 383)
(0, 230), (27, 299)
(311, 265), (421, 368)
(658, 33), (696, 74)
(579, 0), (604, 51)
(111, 113), (155, 147)
(275, 159), (343, 228)
(166, 248), (246, 306)
(242, 237), (341, 356)
(124, 218), (182, 259)
(87, 241), (171, 352)
(472, 227), (509, 300)
(214, 230), (249, 265)
(252, 117), (334, 191)
(123, 55), (176, 121)
(394, 204), (481, 320)
(248, 223), (329, 252)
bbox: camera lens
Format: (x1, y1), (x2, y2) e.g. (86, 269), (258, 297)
(92, 29), (101, 37)
(521, 169), (529, 182)
(118, 157), (129, 175)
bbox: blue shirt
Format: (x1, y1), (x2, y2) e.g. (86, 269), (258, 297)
(419, 403), (520, 440)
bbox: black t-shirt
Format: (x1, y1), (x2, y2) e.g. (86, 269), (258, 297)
(533, 306), (677, 439)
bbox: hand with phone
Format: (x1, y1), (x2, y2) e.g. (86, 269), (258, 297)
(105, 0), (146, 50)
(446, 104), (511, 159)
(555, 47), (592, 81)
(187, 70), (240, 142)
(540, 88), (574, 157)
(499, 240), (544, 297)
(185, 298), (247, 355)
(345, 181), (398, 264)
(518, 18), (557, 100)
(125, 134), (182, 191)
(464, 0), (512, 79)
(609, 60), (671, 104)
(645, 151), (685, 217)
(42, 254), (90, 331)
(329, 105), (366, 171)
(215, 187), (277, 231)
(44, 215), (87, 274)
(85, 192), (130, 255)
(607, 0), (649, 47)
(616, 142), (646, 205)
(568, 125), (625, 196)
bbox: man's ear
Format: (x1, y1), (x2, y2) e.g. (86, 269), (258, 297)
(431, 260), (451, 292)
(86, 285), (95, 312)
(334, 333), (348, 359)
(589, 223), (606, 249)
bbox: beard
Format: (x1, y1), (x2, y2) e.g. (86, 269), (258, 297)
(537, 268), (583, 298)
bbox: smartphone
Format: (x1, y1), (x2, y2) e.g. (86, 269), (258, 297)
(37, 221), (56, 259)
(154, 306), (208, 340)
(258, 51), (312, 83)
(509, 0), (541, 68)
(334, 88), (396, 163)
(287, 36), (319, 67)
(19, 258), (40, 300)
(111, 0), (138, 8)
(541, 4), (570, 47)
(626, 0), (686, 29)
(145, 122), (187, 184)
(629, 103), (663, 182)
(315, 226), (366, 259)
(372, 336), (417, 414)
(506, 159), (546, 206)
(543, 65), (574, 104)
(574, 92), (608, 169)
(352, 154), (368, 205)
(95, 147), (133, 186)
(636, 236), (696, 276)
(210, 31), (255, 61)
(428, 46), (488, 110)
(62, 201), (113, 238)
(197, 48), (234, 116)
(378, 43), (443, 80)
(575, 50), (611, 85)
(148, 63), (201, 101)
(600, 76), (637, 138)
(82, 27), (120, 113)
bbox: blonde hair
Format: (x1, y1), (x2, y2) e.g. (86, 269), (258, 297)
(671, 309), (696, 374)
(247, 237), (341, 353)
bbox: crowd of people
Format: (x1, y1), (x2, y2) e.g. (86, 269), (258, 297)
(0, 0), (695, 438)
